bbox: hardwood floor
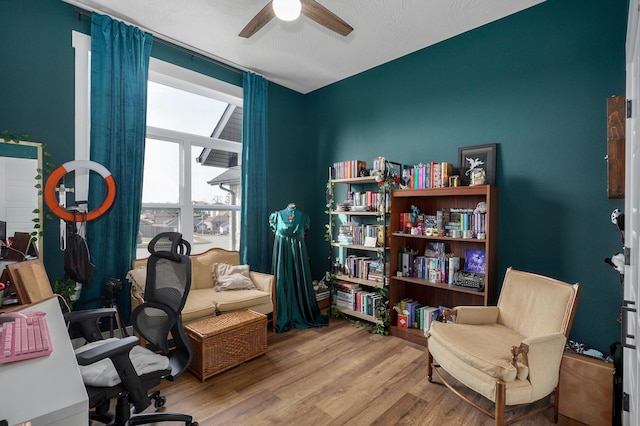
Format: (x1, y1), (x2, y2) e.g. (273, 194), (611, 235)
(129, 317), (585, 425)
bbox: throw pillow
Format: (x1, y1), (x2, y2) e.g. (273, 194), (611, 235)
(212, 263), (256, 292)
(126, 266), (147, 295)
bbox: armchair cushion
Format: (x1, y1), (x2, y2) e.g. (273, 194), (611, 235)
(497, 268), (578, 337)
(214, 289), (273, 312)
(429, 322), (528, 382)
(75, 337), (169, 387)
(212, 263), (256, 291)
(182, 289), (218, 323)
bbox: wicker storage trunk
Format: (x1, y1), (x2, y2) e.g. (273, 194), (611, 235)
(185, 309), (267, 382)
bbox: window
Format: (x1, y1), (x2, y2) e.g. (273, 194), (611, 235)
(72, 32), (243, 259)
(140, 60), (243, 258)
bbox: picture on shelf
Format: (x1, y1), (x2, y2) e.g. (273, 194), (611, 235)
(458, 143), (497, 186)
(463, 248), (486, 274)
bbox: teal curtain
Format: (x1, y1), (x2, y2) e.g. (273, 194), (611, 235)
(80, 13), (152, 319)
(240, 72), (269, 273)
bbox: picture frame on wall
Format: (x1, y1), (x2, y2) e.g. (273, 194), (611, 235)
(458, 143), (497, 186)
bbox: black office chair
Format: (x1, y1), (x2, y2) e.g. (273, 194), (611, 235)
(66, 232), (197, 426)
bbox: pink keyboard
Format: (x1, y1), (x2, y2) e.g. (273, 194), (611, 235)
(0, 311), (53, 364)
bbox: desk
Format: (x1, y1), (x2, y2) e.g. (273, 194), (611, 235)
(0, 297), (88, 425)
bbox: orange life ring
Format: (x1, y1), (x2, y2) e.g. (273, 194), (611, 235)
(44, 160), (116, 222)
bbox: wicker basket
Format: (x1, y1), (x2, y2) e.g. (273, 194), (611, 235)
(185, 309), (267, 382)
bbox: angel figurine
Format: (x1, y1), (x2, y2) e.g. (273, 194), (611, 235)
(466, 157), (486, 185)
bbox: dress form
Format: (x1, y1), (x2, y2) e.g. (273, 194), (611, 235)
(269, 203), (328, 333)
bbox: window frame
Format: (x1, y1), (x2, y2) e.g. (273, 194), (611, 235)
(72, 31), (243, 253)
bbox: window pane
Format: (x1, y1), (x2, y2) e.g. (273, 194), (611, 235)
(191, 145), (238, 203)
(147, 81), (228, 137)
(142, 138), (179, 204)
(192, 208), (240, 252)
(137, 208), (180, 258)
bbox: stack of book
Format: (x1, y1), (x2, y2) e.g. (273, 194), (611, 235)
(335, 281), (361, 309)
(315, 288), (330, 302)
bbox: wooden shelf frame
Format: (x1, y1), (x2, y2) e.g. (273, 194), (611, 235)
(328, 164), (400, 330)
(388, 185), (499, 344)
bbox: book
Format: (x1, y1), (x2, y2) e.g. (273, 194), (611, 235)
(406, 300), (422, 328)
(441, 162), (453, 187)
(422, 306), (438, 333)
(464, 249), (486, 274)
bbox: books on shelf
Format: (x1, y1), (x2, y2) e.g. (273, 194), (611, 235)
(394, 300), (439, 332)
(405, 162), (453, 189)
(398, 207), (487, 238)
(334, 282), (385, 319)
(337, 224), (382, 246)
(341, 257), (388, 283)
(333, 160), (367, 180)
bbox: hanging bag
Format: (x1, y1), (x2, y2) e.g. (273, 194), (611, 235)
(64, 215), (95, 285)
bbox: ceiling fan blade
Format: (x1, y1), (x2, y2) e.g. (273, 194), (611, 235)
(301, 0), (353, 36)
(239, 2), (275, 38)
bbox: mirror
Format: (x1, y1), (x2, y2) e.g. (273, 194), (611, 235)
(0, 139), (44, 259)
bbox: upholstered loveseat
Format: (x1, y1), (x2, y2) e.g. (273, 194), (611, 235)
(128, 248), (275, 330)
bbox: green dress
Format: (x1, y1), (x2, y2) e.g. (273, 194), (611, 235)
(269, 207), (329, 333)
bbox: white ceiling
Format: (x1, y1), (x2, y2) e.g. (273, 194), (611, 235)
(63, 0), (545, 94)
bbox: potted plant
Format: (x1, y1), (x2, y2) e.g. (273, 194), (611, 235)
(53, 278), (78, 312)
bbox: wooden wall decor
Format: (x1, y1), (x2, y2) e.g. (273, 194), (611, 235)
(607, 95), (625, 198)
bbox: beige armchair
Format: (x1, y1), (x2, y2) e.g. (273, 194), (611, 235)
(427, 267), (581, 425)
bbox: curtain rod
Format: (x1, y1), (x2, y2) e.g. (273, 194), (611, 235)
(74, 8), (245, 76)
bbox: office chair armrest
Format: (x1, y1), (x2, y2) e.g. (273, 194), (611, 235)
(64, 308), (118, 342)
(75, 335), (152, 413)
(75, 335), (139, 366)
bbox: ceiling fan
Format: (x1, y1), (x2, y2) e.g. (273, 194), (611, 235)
(239, 0), (354, 38)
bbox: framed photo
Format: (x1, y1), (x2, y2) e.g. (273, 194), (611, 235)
(458, 143), (497, 186)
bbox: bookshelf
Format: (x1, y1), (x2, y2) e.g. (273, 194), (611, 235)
(327, 164), (399, 331)
(388, 185), (498, 345)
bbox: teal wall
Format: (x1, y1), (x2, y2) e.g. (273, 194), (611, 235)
(0, 0), (628, 353)
(305, 0), (628, 352)
(1, 0), (87, 282)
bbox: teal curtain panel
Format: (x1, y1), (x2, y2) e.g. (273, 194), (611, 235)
(83, 12), (152, 319)
(240, 72), (269, 273)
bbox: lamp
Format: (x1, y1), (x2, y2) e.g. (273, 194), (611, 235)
(272, 0), (302, 21)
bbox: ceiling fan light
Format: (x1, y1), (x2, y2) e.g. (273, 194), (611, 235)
(273, 0), (302, 21)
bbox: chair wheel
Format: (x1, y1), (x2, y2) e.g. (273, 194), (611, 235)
(188, 422), (199, 426)
(154, 395), (166, 408)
